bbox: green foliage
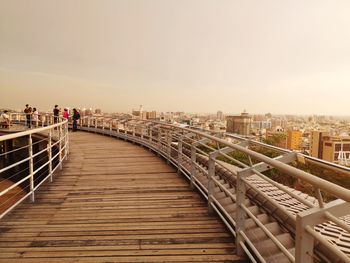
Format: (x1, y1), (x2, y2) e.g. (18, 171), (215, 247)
(216, 151), (250, 168)
(296, 162), (349, 188)
(263, 133), (286, 146)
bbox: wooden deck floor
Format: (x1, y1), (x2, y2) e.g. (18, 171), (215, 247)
(0, 132), (244, 262)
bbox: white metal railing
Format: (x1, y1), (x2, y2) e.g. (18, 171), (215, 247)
(0, 116), (69, 219)
(6, 112), (65, 129)
(76, 116), (350, 263)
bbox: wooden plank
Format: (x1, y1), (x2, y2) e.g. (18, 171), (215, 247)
(0, 254), (243, 263)
(0, 132), (243, 262)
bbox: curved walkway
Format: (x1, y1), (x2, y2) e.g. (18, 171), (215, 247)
(0, 132), (244, 263)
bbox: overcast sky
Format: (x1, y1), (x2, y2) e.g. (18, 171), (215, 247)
(1, 0), (350, 114)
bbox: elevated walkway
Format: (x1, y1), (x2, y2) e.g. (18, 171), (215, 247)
(0, 132), (245, 262)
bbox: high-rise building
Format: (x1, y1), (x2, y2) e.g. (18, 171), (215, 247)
(133, 107), (156, 120)
(310, 131), (329, 159)
(309, 132), (350, 165)
(217, 111), (224, 121)
(287, 130), (302, 150)
(251, 121), (272, 131)
(321, 136), (350, 165)
(132, 105), (146, 119)
(146, 111), (157, 119)
(226, 111), (252, 135)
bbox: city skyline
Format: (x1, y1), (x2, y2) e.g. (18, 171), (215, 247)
(1, 1), (350, 115)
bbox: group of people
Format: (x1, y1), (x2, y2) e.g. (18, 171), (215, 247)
(0, 104), (81, 131)
(53, 105), (80, 132)
(24, 104), (39, 128)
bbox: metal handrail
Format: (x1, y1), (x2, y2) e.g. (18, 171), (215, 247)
(76, 116), (350, 263)
(173, 126), (350, 203)
(226, 132), (350, 174)
(0, 117), (69, 219)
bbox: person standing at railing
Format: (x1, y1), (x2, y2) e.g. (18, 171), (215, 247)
(0, 110), (10, 128)
(72, 108), (80, 132)
(32, 108), (39, 128)
(53, 105), (60, 124)
(24, 104), (32, 128)
(63, 108), (69, 120)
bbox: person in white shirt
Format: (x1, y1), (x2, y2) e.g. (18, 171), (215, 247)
(0, 110), (10, 128)
(32, 108), (39, 127)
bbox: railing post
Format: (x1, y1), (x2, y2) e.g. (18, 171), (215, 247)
(88, 117), (90, 128)
(149, 127), (153, 143)
(295, 213), (314, 263)
(28, 134), (34, 202)
(157, 128), (161, 148)
(131, 126), (136, 144)
(65, 122), (69, 159)
(207, 152), (216, 214)
(295, 200), (350, 263)
(116, 121), (119, 133)
(95, 118), (97, 129)
(102, 119), (105, 131)
(48, 128), (53, 182)
(59, 125), (63, 170)
(110, 120), (112, 131)
(167, 131), (172, 164)
(236, 170), (247, 256)
(190, 144), (197, 189)
(177, 135), (183, 174)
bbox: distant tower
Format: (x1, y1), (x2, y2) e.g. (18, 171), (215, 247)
(217, 111), (224, 121)
(226, 110), (252, 135)
(139, 105), (143, 115)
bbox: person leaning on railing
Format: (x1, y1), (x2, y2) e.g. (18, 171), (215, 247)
(24, 104), (32, 128)
(0, 110), (10, 128)
(63, 108), (69, 120)
(32, 108), (39, 128)
(72, 108), (80, 132)
(53, 105), (60, 124)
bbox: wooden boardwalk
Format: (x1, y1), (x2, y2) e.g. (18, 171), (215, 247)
(0, 132), (244, 262)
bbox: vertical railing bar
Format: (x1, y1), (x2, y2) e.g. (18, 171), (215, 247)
(149, 127), (153, 143)
(29, 134), (34, 203)
(177, 135), (183, 174)
(236, 169), (246, 256)
(48, 128), (53, 182)
(167, 130), (172, 163)
(190, 144), (197, 189)
(59, 124), (62, 170)
(315, 188), (324, 208)
(66, 122), (69, 158)
(207, 153), (216, 214)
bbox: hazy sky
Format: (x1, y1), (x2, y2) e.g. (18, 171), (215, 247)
(1, 0), (350, 114)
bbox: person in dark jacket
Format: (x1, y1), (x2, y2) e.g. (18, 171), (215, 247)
(53, 105), (59, 124)
(72, 108), (80, 132)
(24, 104), (32, 128)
